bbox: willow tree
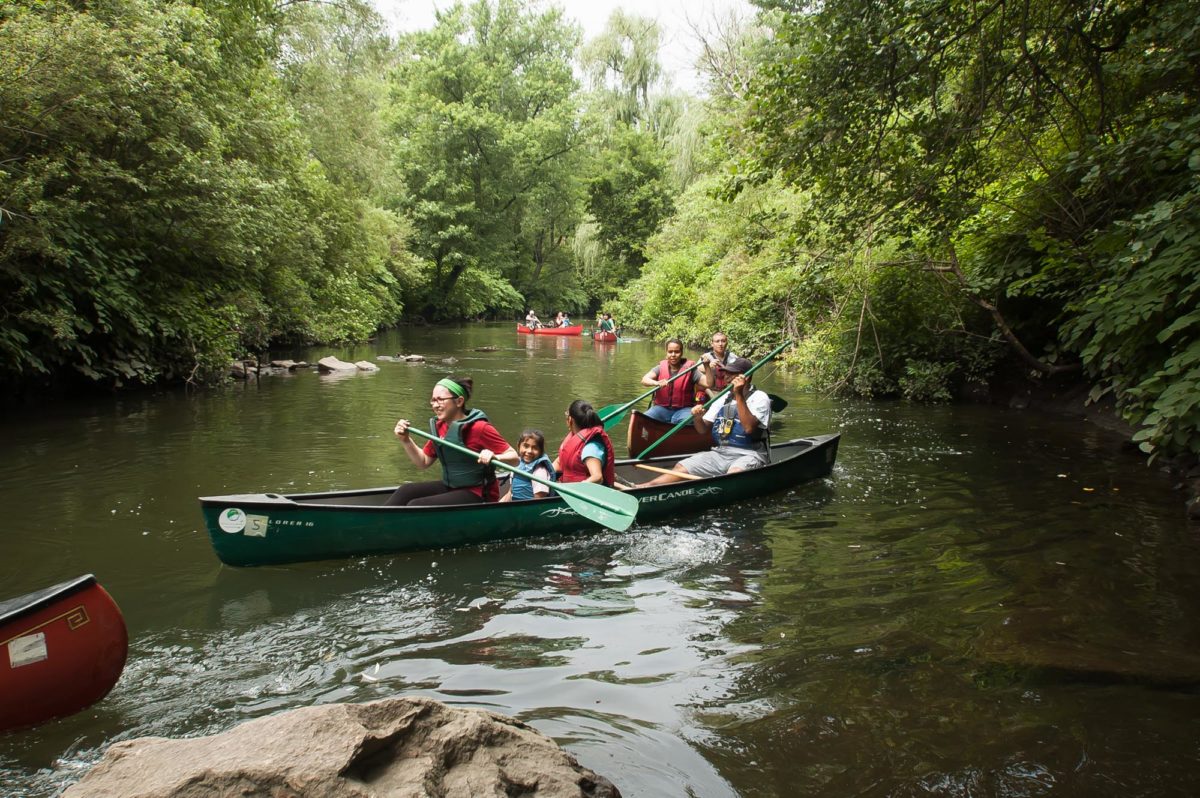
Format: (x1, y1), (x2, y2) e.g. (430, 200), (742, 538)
(580, 10), (664, 128)
(574, 11), (680, 298)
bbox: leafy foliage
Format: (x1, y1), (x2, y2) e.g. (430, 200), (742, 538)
(585, 126), (676, 282)
(736, 0), (1200, 457)
(385, 0), (587, 319)
(0, 0), (412, 389)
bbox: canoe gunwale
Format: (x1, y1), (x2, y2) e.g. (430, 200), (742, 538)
(200, 435), (837, 511)
(0, 574), (97, 627)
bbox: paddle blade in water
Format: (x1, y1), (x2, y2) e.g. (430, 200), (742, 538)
(555, 481), (638, 532)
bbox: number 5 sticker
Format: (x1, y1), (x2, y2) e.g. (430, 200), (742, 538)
(245, 515), (269, 537)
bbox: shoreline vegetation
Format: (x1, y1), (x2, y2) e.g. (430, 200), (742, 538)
(2, 1), (1197, 491)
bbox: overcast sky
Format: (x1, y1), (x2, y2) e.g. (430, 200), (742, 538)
(372, 0), (757, 94)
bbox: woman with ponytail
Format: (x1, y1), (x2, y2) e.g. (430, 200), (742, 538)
(552, 399), (616, 487)
(389, 376), (518, 505)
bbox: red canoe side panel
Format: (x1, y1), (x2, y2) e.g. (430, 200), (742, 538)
(516, 324), (583, 336)
(626, 410), (712, 459)
(0, 581), (129, 732)
(592, 331), (618, 342)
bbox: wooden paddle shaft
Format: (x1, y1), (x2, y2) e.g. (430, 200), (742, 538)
(634, 463), (702, 481)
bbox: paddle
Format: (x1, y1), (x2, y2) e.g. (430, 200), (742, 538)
(597, 361), (702, 431)
(404, 426), (638, 532)
(634, 340), (793, 461)
(635, 463), (702, 481)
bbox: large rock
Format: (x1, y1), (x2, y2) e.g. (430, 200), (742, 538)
(317, 356), (358, 372)
(62, 697), (620, 798)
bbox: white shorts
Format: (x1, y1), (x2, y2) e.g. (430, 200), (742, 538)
(679, 446), (768, 477)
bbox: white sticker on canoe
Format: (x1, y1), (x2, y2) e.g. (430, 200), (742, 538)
(245, 514), (269, 537)
(218, 508), (247, 533)
(9, 632), (48, 668)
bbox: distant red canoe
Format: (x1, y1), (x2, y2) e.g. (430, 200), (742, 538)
(626, 409), (712, 459)
(0, 575), (128, 733)
(517, 324), (583, 336)
(593, 330), (618, 342)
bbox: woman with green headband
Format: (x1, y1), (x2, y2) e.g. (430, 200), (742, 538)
(387, 376), (518, 506)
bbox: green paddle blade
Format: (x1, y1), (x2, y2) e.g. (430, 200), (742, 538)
(554, 480), (638, 532)
(768, 393), (789, 412)
(597, 404), (627, 430)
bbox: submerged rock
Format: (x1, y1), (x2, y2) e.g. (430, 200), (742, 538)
(62, 697), (620, 798)
(354, 361), (380, 372)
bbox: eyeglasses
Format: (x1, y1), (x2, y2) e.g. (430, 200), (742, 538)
(429, 396), (455, 406)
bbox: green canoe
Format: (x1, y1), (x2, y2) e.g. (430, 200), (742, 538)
(199, 434), (840, 567)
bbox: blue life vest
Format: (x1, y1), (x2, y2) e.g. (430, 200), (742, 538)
(711, 389), (765, 449)
(511, 454), (556, 500)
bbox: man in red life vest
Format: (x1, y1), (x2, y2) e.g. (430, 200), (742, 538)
(698, 332), (739, 400)
(640, 339), (699, 425)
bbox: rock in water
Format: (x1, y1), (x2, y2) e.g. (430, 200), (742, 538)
(317, 356), (357, 372)
(62, 697), (621, 798)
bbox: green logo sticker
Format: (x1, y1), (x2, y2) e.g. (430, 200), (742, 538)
(218, 508), (247, 534)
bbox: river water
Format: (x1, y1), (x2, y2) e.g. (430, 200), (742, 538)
(2, 324), (1197, 796)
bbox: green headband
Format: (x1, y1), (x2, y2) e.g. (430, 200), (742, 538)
(436, 378), (466, 399)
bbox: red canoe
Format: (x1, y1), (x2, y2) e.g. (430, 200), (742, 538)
(0, 574), (128, 732)
(517, 324), (583, 336)
(626, 409), (712, 459)
(592, 330), (618, 342)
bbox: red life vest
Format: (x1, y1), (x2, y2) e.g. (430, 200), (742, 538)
(709, 354), (731, 391)
(652, 358), (696, 409)
(558, 425), (616, 487)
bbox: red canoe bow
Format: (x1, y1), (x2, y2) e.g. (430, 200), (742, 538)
(1, 574), (128, 732)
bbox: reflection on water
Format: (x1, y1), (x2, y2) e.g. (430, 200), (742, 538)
(2, 324), (1199, 797)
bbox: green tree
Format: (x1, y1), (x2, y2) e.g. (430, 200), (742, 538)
(580, 9), (664, 128)
(585, 125), (676, 282)
(0, 0), (415, 390)
(386, 0), (586, 319)
(745, 0), (1200, 455)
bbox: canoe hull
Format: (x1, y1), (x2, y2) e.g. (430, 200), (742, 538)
(517, 324), (583, 336)
(626, 409), (711, 458)
(0, 575), (128, 732)
(593, 331), (618, 342)
(200, 435), (839, 567)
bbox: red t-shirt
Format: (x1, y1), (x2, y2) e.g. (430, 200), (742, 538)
(422, 419), (511, 500)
